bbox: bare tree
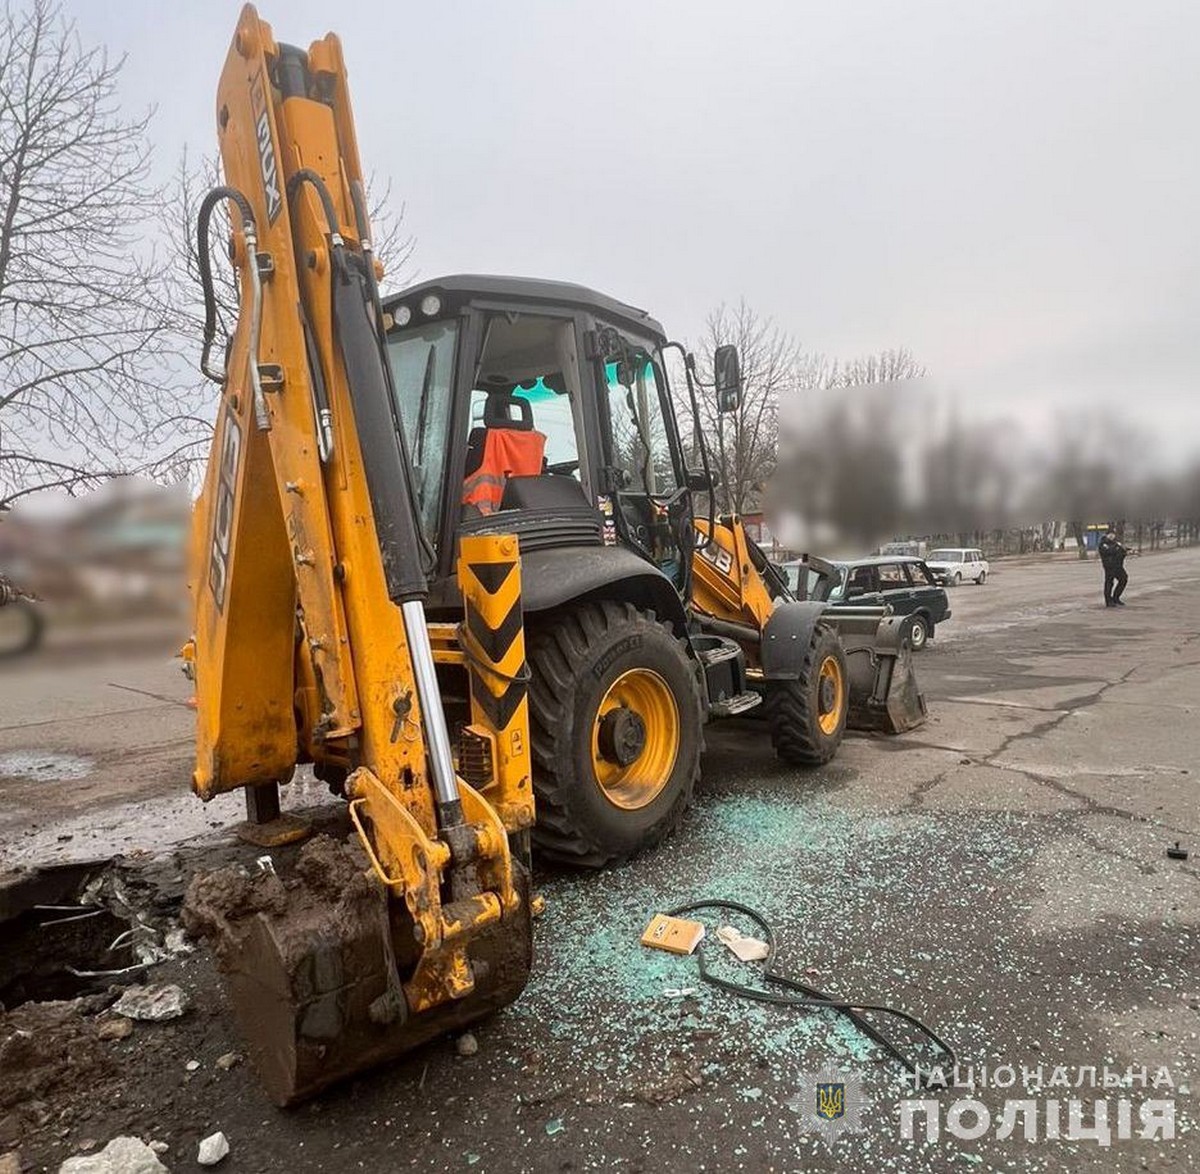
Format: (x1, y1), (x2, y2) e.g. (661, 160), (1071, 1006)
(364, 174), (416, 297)
(823, 346), (927, 389)
(687, 300), (803, 515)
(773, 384), (912, 553)
(0, 0), (168, 509)
(148, 150), (416, 484)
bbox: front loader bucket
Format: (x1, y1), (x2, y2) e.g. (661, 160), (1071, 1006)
(183, 835), (532, 1106)
(827, 613), (928, 734)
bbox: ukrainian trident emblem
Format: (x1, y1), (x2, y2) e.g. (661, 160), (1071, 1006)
(789, 1067), (866, 1146)
(816, 1080), (846, 1120)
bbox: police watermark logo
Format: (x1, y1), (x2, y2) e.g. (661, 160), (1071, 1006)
(789, 1066), (866, 1146)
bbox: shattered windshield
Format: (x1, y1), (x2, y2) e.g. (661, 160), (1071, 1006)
(386, 320), (459, 545)
(603, 357), (678, 497)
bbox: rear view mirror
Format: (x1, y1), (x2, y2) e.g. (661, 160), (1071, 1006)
(714, 344), (741, 413)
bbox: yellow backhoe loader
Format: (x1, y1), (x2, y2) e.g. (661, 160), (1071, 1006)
(377, 281), (928, 867)
(182, 5), (926, 1103)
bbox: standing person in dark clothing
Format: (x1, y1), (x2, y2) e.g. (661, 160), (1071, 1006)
(1098, 531), (1129, 606)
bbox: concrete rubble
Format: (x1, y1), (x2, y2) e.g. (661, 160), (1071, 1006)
(196, 1131), (229, 1167)
(110, 984), (188, 1023)
(58, 1136), (166, 1174)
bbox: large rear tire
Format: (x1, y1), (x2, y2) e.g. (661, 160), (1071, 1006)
(765, 624), (849, 766)
(527, 602), (702, 867)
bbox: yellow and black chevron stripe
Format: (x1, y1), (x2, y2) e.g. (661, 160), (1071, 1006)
(457, 534), (530, 743)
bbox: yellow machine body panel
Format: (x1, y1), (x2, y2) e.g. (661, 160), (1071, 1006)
(690, 515), (776, 654)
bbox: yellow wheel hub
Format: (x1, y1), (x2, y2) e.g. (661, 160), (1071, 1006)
(817, 654), (845, 736)
(591, 668), (679, 810)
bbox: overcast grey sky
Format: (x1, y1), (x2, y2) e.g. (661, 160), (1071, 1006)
(69, 0), (1200, 456)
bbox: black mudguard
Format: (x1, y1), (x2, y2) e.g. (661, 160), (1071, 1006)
(519, 545), (691, 635)
(759, 601), (829, 680)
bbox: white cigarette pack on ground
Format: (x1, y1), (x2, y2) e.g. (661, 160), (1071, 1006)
(715, 924), (770, 962)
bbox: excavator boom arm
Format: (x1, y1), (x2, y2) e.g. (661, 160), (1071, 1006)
(185, 5), (533, 1105)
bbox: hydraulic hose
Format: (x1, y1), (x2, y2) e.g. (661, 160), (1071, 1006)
(667, 898), (956, 1084)
(196, 185), (257, 386)
(285, 168), (343, 249)
(287, 165), (462, 823)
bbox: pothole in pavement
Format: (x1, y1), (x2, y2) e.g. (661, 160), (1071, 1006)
(0, 750), (93, 783)
(0, 860), (171, 1008)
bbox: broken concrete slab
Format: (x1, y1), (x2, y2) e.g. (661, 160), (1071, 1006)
(58, 1136), (166, 1173)
(111, 984), (188, 1022)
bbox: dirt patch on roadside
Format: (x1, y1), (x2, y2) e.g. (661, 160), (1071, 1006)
(0, 999), (117, 1148)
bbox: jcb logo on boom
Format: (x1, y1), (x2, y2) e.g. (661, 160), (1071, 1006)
(208, 411), (242, 611)
(694, 529), (734, 576)
(250, 70), (282, 223)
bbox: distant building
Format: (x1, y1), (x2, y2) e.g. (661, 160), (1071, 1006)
(6, 477), (188, 612)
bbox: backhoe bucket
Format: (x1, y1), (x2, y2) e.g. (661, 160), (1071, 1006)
(182, 835), (532, 1106)
(826, 613), (928, 734)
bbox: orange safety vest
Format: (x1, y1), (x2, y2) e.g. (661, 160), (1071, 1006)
(462, 429), (547, 514)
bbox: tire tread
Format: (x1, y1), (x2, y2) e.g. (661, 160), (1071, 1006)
(527, 602), (701, 867)
(765, 624), (846, 766)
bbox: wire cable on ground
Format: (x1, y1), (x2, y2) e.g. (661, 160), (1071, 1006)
(667, 898), (957, 1084)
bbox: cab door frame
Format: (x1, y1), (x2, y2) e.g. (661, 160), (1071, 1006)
(434, 301), (597, 582)
(583, 312), (692, 591)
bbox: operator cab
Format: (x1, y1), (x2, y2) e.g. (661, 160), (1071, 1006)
(383, 276), (698, 606)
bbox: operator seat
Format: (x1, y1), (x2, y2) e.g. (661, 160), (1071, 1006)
(462, 392), (547, 516)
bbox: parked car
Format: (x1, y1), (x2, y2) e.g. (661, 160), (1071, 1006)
(779, 555), (951, 650)
(924, 548), (989, 586)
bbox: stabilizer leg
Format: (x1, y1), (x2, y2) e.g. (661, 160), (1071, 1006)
(236, 781), (312, 848)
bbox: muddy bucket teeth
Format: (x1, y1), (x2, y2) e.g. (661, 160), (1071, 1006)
(183, 836), (532, 1106)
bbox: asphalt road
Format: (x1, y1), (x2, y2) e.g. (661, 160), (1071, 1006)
(2, 547), (1199, 1171)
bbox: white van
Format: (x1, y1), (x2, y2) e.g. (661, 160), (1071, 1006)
(925, 548), (989, 586)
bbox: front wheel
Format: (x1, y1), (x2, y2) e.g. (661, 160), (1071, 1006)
(909, 613), (930, 650)
(952, 572), (962, 586)
(526, 602), (702, 867)
(765, 625), (849, 766)
(976, 570), (987, 584)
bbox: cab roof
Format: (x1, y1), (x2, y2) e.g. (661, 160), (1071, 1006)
(384, 274), (666, 341)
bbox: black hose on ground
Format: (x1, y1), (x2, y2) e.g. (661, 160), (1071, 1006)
(667, 898), (956, 1084)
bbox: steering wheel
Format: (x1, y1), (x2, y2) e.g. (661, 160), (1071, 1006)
(546, 459), (580, 477)
(631, 484), (696, 553)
